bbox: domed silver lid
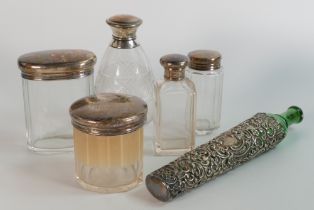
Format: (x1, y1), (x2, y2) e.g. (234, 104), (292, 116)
(70, 93), (147, 136)
(18, 49), (96, 80)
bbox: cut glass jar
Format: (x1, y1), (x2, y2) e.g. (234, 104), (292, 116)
(69, 93), (147, 193)
(18, 49), (96, 152)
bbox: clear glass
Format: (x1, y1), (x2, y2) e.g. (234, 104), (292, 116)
(154, 78), (196, 155)
(22, 75), (94, 152)
(95, 46), (155, 123)
(73, 127), (143, 193)
(186, 68), (224, 135)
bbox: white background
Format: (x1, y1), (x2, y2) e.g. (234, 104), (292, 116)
(1, 0), (314, 209)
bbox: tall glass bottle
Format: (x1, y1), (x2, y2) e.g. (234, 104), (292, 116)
(186, 50), (223, 135)
(146, 106), (303, 201)
(95, 14), (155, 123)
(154, 54), (196, 155)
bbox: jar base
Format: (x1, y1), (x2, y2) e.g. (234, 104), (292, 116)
(154, 145), (193, 156)
(76, 174), (142, 193)
(195, 129), (212, 136)
(27, 136), (73, 153)
(27, 144), (73, 153)
(196, 119), (220, 135)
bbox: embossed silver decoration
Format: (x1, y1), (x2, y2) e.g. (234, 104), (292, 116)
(146, 113), (286, 201)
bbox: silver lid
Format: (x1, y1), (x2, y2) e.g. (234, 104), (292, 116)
(106, 14), (142, 49)
(69, 93), (147, 136)
(160, 54), (189, 81)
(18, 49), (96, 80)
(188, 50), (221, 70)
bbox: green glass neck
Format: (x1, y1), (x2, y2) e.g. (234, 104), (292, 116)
(269, 106), (303, 130)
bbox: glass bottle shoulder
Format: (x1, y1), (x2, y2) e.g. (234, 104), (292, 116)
(155, 78), (196, 95)
(186, 67), (224, 76)
(97, 45), (153, 78)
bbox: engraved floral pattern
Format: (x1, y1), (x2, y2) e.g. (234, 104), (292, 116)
(148, 113), (286, 200)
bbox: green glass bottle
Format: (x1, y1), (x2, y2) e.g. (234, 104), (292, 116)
(146, 106), (303, 202)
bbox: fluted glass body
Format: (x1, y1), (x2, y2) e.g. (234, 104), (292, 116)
(22, 76), (94, 152)
(186, 68), (223, 135)
(95, 46), (154, 123)
(154, 78), (196, 155)
(70, 93), (147, 193)
(73, 127), (143, 193)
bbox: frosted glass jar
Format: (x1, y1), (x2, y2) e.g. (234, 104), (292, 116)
(18, 49), (96, 152)
(69, 93), (147, 193)
(186, 50), (224, 135)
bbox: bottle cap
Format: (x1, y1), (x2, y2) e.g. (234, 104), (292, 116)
(188, 50), (221, 70)
(18, 49), (96, 80)
(106, 14), (142, 40)
(70, 93), (147, 136)
(160, 54), (188, 81)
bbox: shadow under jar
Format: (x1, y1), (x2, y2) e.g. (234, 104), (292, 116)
(69, 93), (147, 193)
(18, 49), (96, 152)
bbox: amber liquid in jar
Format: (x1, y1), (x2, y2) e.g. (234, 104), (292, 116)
(73, 128), (143, 193)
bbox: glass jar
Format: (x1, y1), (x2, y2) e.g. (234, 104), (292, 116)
(69, 93), (147, 193)
(95, 14), (155, 123)
(186, 50), (224, 135)
(18, 49), (96, 152)
(154, 54), (196, 155)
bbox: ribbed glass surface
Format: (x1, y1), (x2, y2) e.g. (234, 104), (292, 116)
(73, 128), (143, 193)
(186, 68), (223, 135)
(154, 79), (196, 155)
(95, 46), (154, 123)
(22, 75), (94, 152)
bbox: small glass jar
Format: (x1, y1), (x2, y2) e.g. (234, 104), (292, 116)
(18, 49), (96, 152)
(69, 93), (147, 193)
(154, 54), (196, 155)
(186, 50), (224, 135)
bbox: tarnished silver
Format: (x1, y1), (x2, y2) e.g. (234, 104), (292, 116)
(160, 54), (189, 81)
(110, 39), (139, 49)
(18, 49), (96, 81)
(69, 93), (147, 136)
(146, 113), (286, 201)
(188, 50), (221, 71)
(107, 14), (142, 49)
